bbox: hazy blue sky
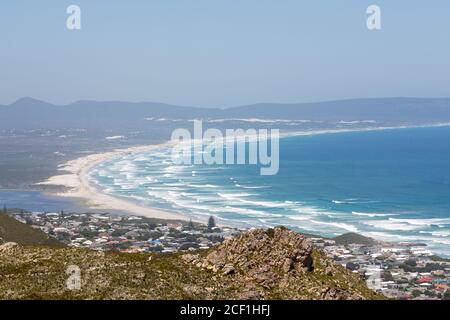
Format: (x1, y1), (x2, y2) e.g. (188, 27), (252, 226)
(1, 0), (449, 107)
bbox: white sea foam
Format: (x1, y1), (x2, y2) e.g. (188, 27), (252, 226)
(105, 135), (125, 140)
(216, 192), (298, 209)
(332, 199), (378, 204)
(420, 230), (450, 238)
(288, 215), (314, 221)
(363, 220), (424, 231)
(163, 182), (186, 187)
(235, 184), (270, 189)
(164, 165), (185, 173)
(352, 211), (398, 218)
(291, 206), (331, 216)
(134, 156), (150, 162)
(238, 198), (292, 208)
(217, 192), (256, 199)
(337, 120), (377, 125)
(206, 118), (312, 124)
(366, 231), (450, 247)
(388, 217), (450, 226)
(223, 206), (272, 216)
(187, 184), (218, 188)
(310, 220), (359, 233)
(364, 231), (416, 242)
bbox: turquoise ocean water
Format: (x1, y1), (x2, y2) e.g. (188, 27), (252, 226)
(90, 126), (450, 256)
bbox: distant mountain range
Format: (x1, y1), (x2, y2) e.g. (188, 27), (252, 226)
(1, 97), (450, 129)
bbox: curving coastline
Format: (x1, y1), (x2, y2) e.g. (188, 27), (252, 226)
(38, 123), (450, 224)
(37, 143), (186, 221)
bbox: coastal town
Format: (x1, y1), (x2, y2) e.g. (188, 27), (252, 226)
(9, 210), (241, 254)
(311, 236), (450, 300)
(6, 209), (450, 300)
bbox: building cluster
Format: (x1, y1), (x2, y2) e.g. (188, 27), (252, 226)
(12, 211), (240, 253)
(311, 237), (450, 300)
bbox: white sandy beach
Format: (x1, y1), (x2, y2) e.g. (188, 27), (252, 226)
(37, 143), (186, 221)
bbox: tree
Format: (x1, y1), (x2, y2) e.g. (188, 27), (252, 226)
(444, 290), (450, 300)
(425, 290), (435, 297)
(188, 219), (195, 230)
(383, 271), (394, 281)
(207, 216), (216, 230)
(412, 290), (422, 298)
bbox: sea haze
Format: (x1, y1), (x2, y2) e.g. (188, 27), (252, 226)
(89, 126), (450, 257)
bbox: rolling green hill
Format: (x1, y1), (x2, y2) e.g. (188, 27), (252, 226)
(332, 232), (378, 246)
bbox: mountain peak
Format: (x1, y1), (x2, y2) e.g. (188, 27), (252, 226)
(10, 97), (53, 107)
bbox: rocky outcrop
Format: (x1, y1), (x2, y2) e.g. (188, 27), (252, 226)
(183, 227), (313, 281)
(182, 227), (378, 300)
(0, 242), (19, 254)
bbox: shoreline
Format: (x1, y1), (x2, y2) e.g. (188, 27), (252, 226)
(37, 122), (450, 226)
(37, 143), (188, 221)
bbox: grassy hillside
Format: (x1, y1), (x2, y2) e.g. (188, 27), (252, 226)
(0, 213), (62, 247)
(0, 227), (382, 300)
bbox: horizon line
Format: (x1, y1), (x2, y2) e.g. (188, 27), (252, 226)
(3, 96), (450, 110)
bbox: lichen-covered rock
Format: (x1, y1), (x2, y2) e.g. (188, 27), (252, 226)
(222, 264), (235, 275)
(198, 227), (315, 276)
(180, 227), (379, 300)
(193, 227), (313, 278)
(0, 242), (19, 254)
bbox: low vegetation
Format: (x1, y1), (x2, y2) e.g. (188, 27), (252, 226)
(0, 223), (381, 300)
(0, 210), (62, 248)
